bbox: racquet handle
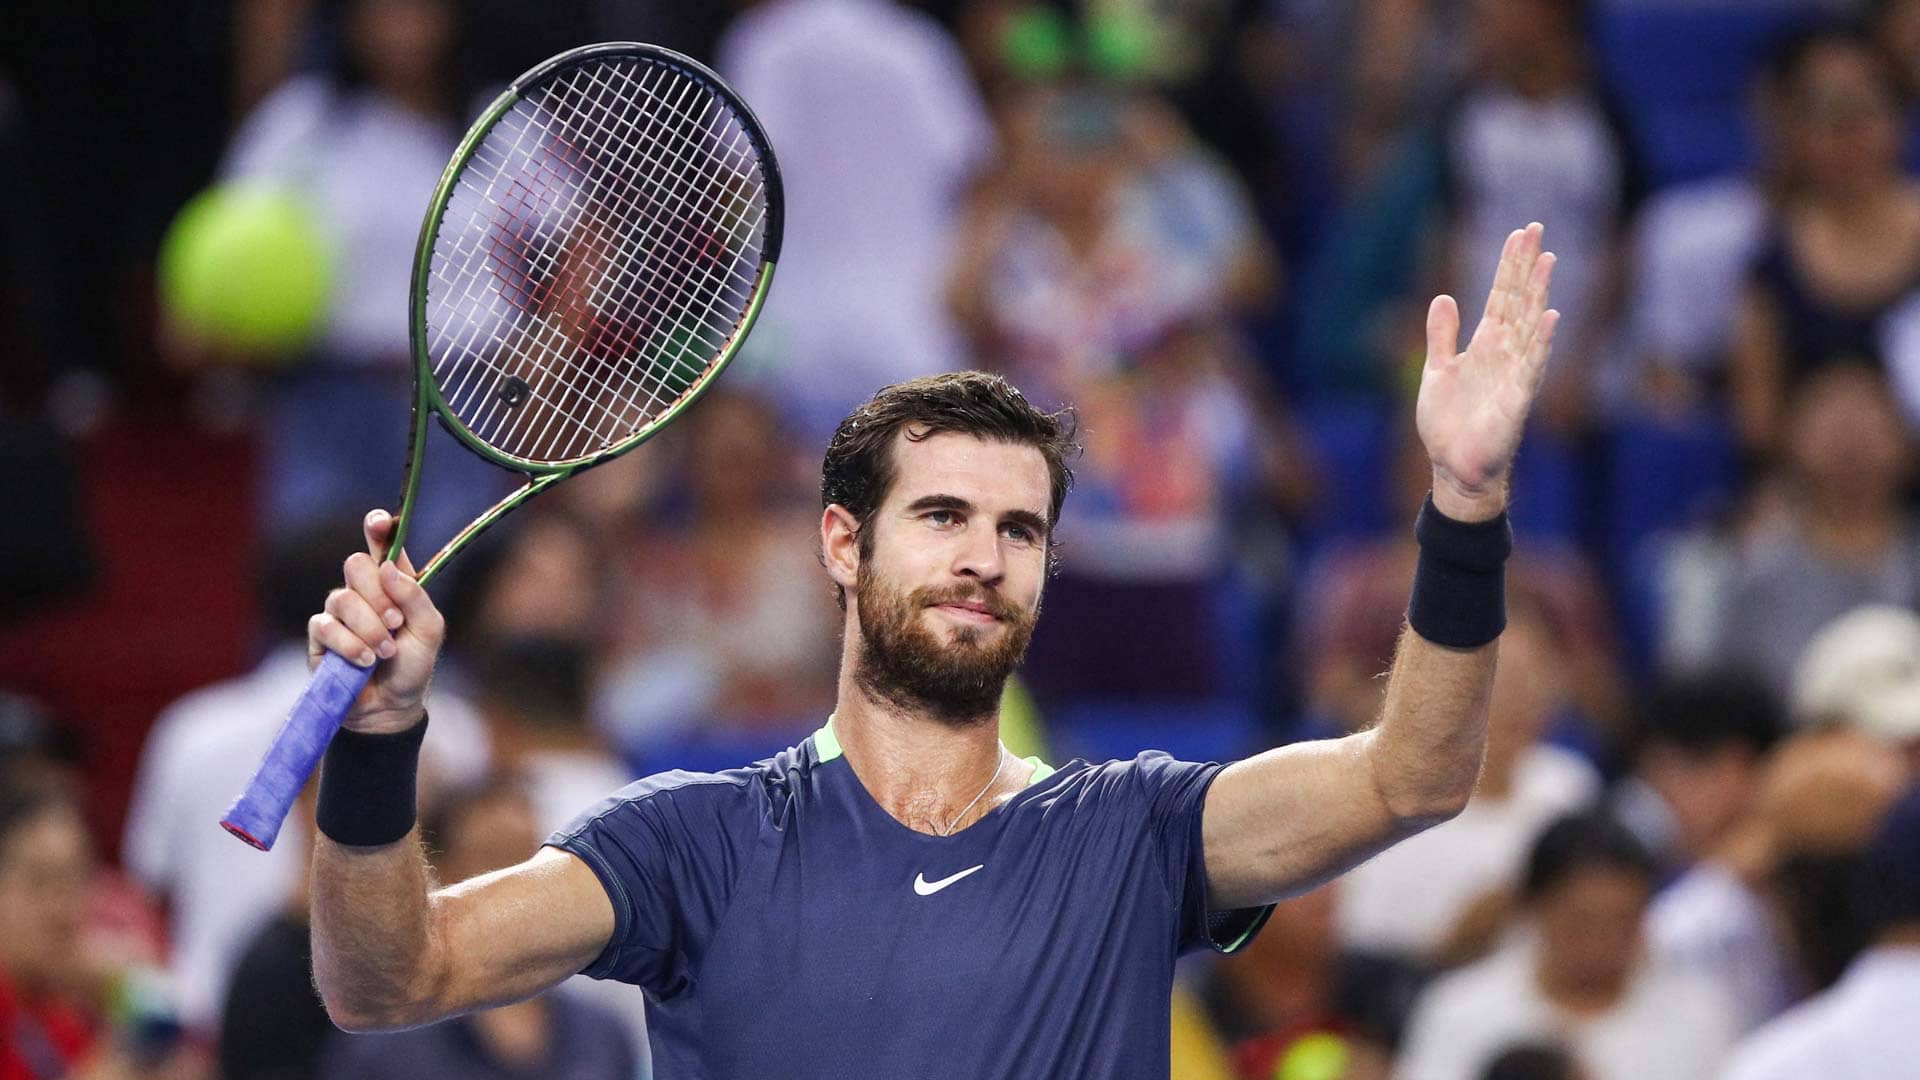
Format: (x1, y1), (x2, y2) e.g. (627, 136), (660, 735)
(221, 651), (374, 850)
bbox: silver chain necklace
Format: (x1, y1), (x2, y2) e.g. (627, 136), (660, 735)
(939, 747), (1008, 837)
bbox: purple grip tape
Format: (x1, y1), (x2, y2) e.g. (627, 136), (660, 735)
(221, 651), (373, 850)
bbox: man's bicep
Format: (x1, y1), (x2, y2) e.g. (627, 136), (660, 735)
(432, 846), (616, 1014)
(1200, 733), (1412, 909)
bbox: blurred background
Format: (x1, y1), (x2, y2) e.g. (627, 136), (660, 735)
(3, 0), (1920, 1078)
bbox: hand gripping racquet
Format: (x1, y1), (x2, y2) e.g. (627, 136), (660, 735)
(222, 42), (783, 849)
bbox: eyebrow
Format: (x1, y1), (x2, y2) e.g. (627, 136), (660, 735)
(903, 494), (1051, 539)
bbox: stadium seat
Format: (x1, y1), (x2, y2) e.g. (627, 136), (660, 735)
(1601, 408), (1742, 670)
(1592, 1), (1825, 185)
(1293, 398), (1394, 551)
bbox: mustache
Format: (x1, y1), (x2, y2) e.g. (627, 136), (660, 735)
(913, 585), (1022, 621)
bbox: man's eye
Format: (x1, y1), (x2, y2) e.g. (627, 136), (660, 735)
(1002, 523), (1033, 543)
(927, 509), (956, 526)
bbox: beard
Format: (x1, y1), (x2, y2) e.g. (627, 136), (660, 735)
(853, 561), (1038, 725)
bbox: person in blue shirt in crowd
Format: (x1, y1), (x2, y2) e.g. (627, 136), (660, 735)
(296, 224), (1559, 1078)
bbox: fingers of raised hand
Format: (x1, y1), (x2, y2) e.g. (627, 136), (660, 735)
(1427, 294), (1462, 366)
(1489, 224), (1547, 331)
(343, 553), (404, 632)
(363, 509), (394, 560)
(1526, 309), (1562, 390)
(328, 568), (397, 665)
(1483, 228), (1524, 323)
(361, 509), (420, 577)
(379, 561), (444, 645)
(311, 606), (382, 668)
(1512, 251), (1557, 356)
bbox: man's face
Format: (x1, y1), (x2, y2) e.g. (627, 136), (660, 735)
(848, 431), (1053, 722)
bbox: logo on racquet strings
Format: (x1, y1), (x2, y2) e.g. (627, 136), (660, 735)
(497, 376), (531, 407)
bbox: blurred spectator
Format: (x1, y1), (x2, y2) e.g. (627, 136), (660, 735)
(596, 389), (837, 751)
(1660, 365), (1920, 693)
(716, 0), (995, 442)
(1723, 781), (1920, 1080)
(947, 78), (1293, 699)
(1201, 883), (1405, 1080)
(1338, 0), (1474, 192)
(440, 510), (614, 657)
(467, 637), (630, 834)
(1635, 718), (1889, 1030)
(121, 517), (487, 1033)
(1479, 1042), (1587, 1080)
(1872, 0), (1920, 140)
(949, 81), (1276, 406)
(1298, 420), (1623, 744)
(1623, 29), (1812, 409)
(1014, 321), (1307, 701)
(1336, 605), (1602, 964)
(0, 693), (84, 790)
(1394, 812), (1737, 1080)
(1438, 0), (1641, 427)
(1729, 27), (1920, 451)
(314, 779), (638, 1080)
(1760, 730), (1909, 995)
(0, 773), (200, 1080)
(1789, 603), (1920, 772)
(219, 0), (507, 547)
(1624, 672), (1786, 870)
(1630, 675), (1794, 1033)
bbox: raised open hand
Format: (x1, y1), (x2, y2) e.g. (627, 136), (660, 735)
(1417, 223), (1558, 522)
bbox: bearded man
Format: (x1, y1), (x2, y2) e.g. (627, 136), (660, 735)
(299, 225), (1560, 1078)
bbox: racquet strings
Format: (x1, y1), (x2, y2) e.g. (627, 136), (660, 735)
(426, 56), (772, 466)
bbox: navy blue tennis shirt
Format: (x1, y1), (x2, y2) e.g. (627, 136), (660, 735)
(546, 720), (1272, 1078)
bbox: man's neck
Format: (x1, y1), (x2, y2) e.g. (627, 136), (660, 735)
(830, 671), (1028, 835)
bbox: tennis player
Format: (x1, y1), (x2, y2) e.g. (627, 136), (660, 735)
(303, 224), (1558, 1077)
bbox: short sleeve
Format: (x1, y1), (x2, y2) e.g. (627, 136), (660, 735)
(1125, 752), (1273, 956)
(544, 770), (754, 997)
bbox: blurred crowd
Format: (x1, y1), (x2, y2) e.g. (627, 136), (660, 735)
(4, 0), (1920, 1077)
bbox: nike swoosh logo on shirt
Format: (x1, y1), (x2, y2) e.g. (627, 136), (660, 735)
(913, 864), (985, 896)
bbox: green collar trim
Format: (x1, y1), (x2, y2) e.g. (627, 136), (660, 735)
(812, 715), (1054, 785)
(813, 716), (844, 763)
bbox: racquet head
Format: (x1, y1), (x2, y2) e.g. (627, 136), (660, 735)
(396, 42), (783, 579)
(220, 43), (780, 851)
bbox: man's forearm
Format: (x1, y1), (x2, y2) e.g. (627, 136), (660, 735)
(1368, 623), (1495, 825)
(311, 831), (446, 1030)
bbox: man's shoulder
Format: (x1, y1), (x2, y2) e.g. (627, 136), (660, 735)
(1016, 751), (1225, 819)
(552, 739), (815, 841)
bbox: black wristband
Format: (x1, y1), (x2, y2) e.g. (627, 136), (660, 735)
(316, 713), (428, 847)
(1407, 493), (1513, 648)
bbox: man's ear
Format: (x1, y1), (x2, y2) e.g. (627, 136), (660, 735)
(822, 504), (860, 594)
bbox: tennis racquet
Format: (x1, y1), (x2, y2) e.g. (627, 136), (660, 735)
(222, 42), (784, 850)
